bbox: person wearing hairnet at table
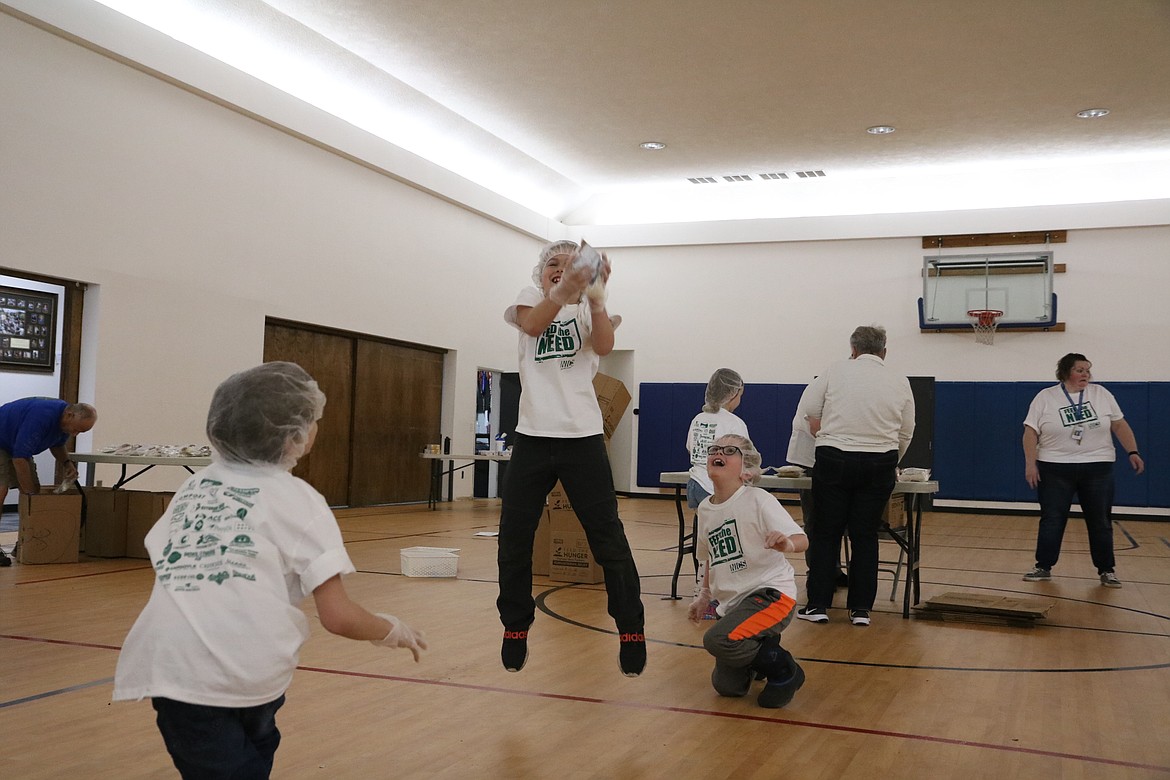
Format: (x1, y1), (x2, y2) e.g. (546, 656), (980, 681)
(113, 362), (426, 779)
(683, 369), (750, 600)
(496, 239), (646, 678)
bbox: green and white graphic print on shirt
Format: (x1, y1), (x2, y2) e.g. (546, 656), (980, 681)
(696, 485), (804, 615)
(113, 462), (354, 708)
(1023, 383), (1124, 463)
(506, 285), (603, 438)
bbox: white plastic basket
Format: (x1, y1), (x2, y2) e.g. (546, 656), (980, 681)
(400, 546), (460, 578)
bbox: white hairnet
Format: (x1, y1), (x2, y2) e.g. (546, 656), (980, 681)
(531, 240), (579, 286)
(702, 368), (743, 413)
(206, 362), (326, 469)
(718, 433), (762, 484)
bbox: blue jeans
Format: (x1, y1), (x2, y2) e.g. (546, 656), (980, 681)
(807, 447), (898, 611)
(686, 478), (710, 510)
(152, 695), (284, 779)
(497, 433), (644, 633)
(1034, 460), (1115, 573)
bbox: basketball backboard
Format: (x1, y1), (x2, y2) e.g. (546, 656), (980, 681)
(918, 252), (1057, 330)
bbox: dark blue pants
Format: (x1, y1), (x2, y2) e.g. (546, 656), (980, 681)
(1034, 460), (1116, 573)
(807, 447), (898, 611)
(152, 694), (284, 779)
(497, 433), (644, 633)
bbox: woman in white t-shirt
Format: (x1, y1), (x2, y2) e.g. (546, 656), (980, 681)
(1021, 353), (1145, 588)
(497, 240), (646, 678)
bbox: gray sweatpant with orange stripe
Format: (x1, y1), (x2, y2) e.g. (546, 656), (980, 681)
(703, 587), (796, 697)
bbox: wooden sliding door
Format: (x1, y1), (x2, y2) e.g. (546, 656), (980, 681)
(264, 319), (443, 507)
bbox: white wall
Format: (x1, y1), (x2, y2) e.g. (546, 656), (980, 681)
(606, 228), (1170, 385)
(3, 12), (1167, 500)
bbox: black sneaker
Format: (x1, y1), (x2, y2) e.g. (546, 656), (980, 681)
(796, 606), (828, 624)
(501, 628), (529, 672)
(0, 548), (11, 567)
(618, 631), (646, 677)
(849, 609), (871, 626)
(757, 651), (806, 709)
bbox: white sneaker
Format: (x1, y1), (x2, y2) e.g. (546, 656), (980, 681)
(1100, 572), (1122, 588)
(1022, 566), (1051, 582)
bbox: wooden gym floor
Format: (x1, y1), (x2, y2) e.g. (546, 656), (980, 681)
(1, 497), (1168, 779)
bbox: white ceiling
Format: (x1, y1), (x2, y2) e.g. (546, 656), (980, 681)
(10, 0), (1170, 240)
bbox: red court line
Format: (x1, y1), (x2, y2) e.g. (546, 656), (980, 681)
(298, 665), (1170, 774)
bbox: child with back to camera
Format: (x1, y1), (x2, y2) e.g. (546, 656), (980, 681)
(113, 362), (426, 779)
(688, 434), (808, 708)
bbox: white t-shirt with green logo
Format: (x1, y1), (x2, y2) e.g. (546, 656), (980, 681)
(697, 484), (805, 614)
(1024, 383), (1124, 463)
(113, 461), (354, 707)
(506, 286), (603, 438)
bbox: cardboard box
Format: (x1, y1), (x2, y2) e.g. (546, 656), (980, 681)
(83, 487), (129, 558)
(593, 373), (632, 440)
(883, 493), (906, 529)
(532, 510), (551, 576)
(18, 489), (82, 564)
(125, 491), (174, 559)
(548, 509), (604, 584)
(546, 480), (571, 511)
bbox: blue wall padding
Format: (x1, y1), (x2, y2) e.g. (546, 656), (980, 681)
(638, 381), (1167, 508)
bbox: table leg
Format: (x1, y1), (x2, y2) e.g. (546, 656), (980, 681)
(427, 459), (438, 510)
(902, 494), (921, 619)
(666, 485), (688, 600)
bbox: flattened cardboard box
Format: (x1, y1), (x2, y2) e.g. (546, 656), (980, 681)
(592, 373), (631, 440)
(125, 491), (175, 559)
(84, 486), (130, 558)
(921, 591), (1055, 618)
(18, 490), (82, 564)
(548, 509), (603, 584)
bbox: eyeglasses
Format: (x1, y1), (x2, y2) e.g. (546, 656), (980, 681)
(706, 445), (742, 457)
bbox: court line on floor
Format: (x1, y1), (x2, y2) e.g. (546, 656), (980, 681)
(297, 664), (1170, 775)
(3, 633), (1167, 773)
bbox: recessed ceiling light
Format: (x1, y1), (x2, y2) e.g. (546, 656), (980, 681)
(1076, 108), (1110, 119)
(866, 125), (896, 135)
(639, 141), (667, 150)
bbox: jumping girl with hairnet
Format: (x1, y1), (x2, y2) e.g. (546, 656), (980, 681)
(689, 434), (808, 709)
(497, 240), (646, 677)
(114, 362), (425, 778)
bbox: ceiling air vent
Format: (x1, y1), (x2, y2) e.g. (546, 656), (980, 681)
(687, 176), (718, 184)
(722, 174), (753, 183)
(759, 172), (789, 180)
(795, 170), (826, 178)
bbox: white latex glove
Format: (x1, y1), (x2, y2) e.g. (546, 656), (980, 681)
(688, 587), (713, 623)
(370, 613), (428, 662)
(585, 253), (610, 307)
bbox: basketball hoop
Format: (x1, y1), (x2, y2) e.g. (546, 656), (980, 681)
(967, 309), (1003, 345)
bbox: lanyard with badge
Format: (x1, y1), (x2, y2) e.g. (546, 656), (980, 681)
(1062, 386), (1086, 444)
